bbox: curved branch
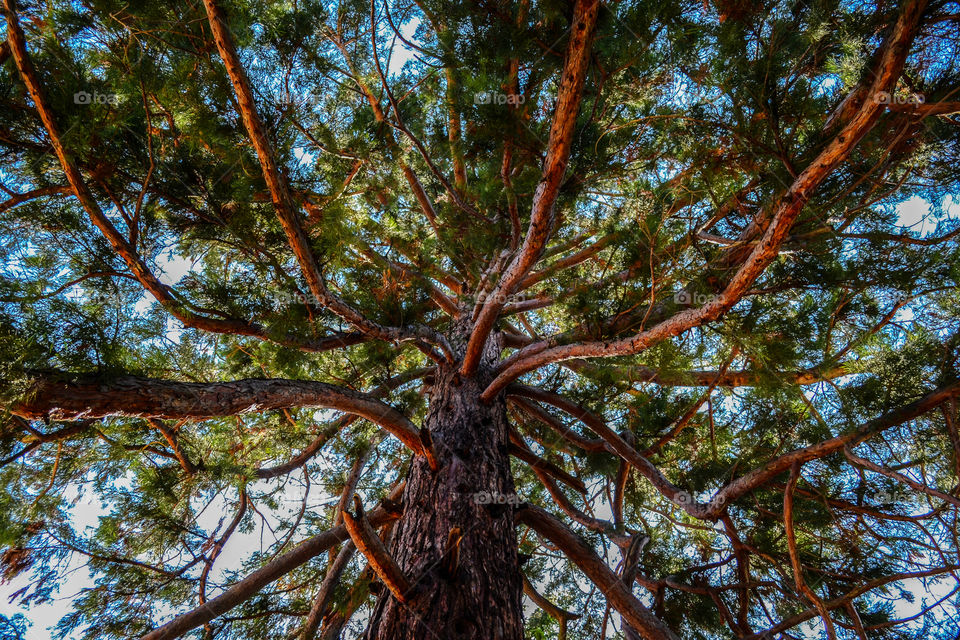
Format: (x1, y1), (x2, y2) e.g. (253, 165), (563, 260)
(254, 367), (432, 479)
(11, 372), (427, 456)
(521, 573), (580, 640)
(140, 490), (404, 640)
(199, 488), (249, 622)
(743, 564), (960, 640)
(2, 5), (375, 358)
(515, 504), (679, 640)
(2, 2), (303, 346)
(480, 0), (929, 398)
(201, 0), (450, 359)
(461, 0), (601, 377)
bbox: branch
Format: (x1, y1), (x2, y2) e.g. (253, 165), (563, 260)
(2, 1), (307, 347)
(199, 487), (248, 631)
(300, 542), (355, 640)
(341, 496), (411, 603)
(706, 379), (960, 517)
(0, 184), (70, 215)
(255, 368), (431, 479)
(521, 573), (581, 640)
(620, 534), (650, 640)
(201, 0), (450, 360)
(784, 463), (836, 639)
(509, 396), (610, 453)
(480, 0), (929, 398)
(516, 504), (679, 640)
(885, 100), (960, 116)
(743, 564), (960, 640)
(11, 371), (427, 457)
(461, 0), (600, 377)
(140, 492), (403, 640)
(508, 430), (588, 494)
(602, 364), (850, 388)
(843, 445), (960, 508)
(509, 385), (704, 518)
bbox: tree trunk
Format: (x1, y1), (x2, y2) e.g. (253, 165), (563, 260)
(367, 326), (523, 639)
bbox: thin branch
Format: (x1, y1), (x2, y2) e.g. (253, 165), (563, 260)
(521, 573), (581, 640)
(461, 0), (601, 377)
(516, 504), (679, 640)
(139, 488), (404, 640)
(481, 0), (929, 397)
(300, 542), (355, 640)
(784, 463), (836, 639)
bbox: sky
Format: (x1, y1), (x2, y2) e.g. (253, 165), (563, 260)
(4, 194), (958, 639)
(3, 6), (960, 640)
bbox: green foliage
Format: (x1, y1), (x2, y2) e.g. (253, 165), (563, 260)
(1, 0), (959, 638)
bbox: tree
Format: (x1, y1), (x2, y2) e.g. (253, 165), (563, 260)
(1, 0), (959, 637)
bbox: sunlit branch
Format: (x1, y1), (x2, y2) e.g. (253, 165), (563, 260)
(481, 0), (929, 398)
(461, 0), (601, 377)
(201, 0), (451, 362)
(2, 2), (337, 353)
(342, 496), (411, 603)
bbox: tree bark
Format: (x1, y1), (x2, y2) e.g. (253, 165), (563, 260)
(367, 324), (523, 640)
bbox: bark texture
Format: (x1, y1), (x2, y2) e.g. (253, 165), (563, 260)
(368, 323), (523, 640)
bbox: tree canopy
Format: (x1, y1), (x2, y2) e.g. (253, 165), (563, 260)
(1, 0), (960, 637)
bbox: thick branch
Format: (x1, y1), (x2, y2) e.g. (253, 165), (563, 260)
(201, 0), (449, 358)
(481, 0), (928, 398)
(461, 0), (600, 376)
(11, 372), (427, 456)
(2, 1), (300, 346)
(342, 497), (411, 603)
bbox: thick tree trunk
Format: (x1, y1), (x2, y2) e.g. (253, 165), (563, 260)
(367, 326), (523, 640)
